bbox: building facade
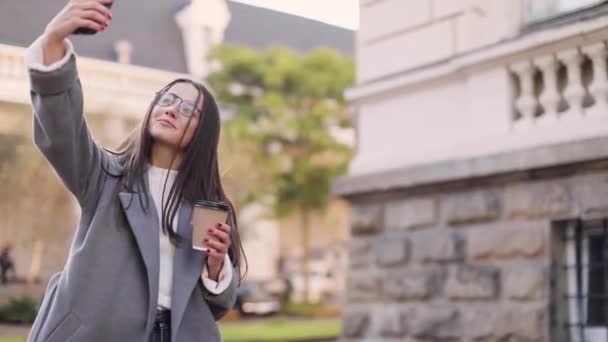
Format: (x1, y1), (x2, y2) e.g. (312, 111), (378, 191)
(335, 0), (608, 340)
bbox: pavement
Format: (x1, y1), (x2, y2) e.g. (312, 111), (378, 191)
(0, 324), (29, 337)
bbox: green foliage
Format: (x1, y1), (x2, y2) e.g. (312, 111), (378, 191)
(0, 337), (26, 342)
(219, 318), (340, 341)
(0, 297), (38, 324)
(209, 44), (354, 300)
(208, 44), (354, 217)
(283, 302), (342, 318)
(0, 139), (73, 247)
(282, 302), (321, 317)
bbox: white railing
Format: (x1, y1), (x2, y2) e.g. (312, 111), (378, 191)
(509, 40), (608, 130)
(0, 44), (26, 79)
(0, 43), (190, 119)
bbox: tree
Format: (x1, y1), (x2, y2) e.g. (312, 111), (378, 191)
(208, 45), (354, 301)
(0, 134), (74, 284)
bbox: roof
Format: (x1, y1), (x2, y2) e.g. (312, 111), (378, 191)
(0, 0), (190, 73)
(224, 1), (354, 54)
(0, 0), (353, 74)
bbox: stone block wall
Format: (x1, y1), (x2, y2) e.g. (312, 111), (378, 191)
(341, 171), (608, 341)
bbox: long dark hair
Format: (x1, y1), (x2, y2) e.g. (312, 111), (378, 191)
(109, 78), (246, 280)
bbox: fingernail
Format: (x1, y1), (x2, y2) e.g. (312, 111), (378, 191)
(206, 249), (211, 253)
(209, 228), (214, 233)
(216, 223), (222, 228)
(203, 238), (209, 243)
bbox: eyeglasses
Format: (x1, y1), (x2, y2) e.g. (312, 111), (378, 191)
(156, 92), (201, 118)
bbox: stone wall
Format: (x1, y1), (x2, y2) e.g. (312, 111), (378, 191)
(340, 166), (608, 341)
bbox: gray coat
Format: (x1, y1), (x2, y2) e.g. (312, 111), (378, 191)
(26, 55), (237, 342)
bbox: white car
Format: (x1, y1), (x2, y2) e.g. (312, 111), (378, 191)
(235, 282), (281, 316)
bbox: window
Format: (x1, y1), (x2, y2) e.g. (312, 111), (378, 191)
(553, 219), (608, 341)
(524, 0), (606, 23)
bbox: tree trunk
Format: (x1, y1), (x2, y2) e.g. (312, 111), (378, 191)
(301, 207), (311, 303)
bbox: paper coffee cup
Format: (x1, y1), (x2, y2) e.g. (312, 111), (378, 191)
(192, 200), (230, 251)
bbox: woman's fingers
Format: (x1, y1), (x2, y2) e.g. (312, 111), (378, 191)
(72, 0), (113, 8)
(42, 0), (111, 56)
(59, 0), (112, 34)
(71, 18), (104, 33)
(74, 0), (113, 19)
(215, 222), (232, 234)
(76, 10), (109, 27)
(206, 248), (224, 259)
(208, 227), (231, 246)
(204, 238), (228, 254)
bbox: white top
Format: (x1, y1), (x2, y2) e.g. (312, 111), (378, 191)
(148, 165), (178, 309)
(25, 37), (233, 310)
(147, 165), (232, 309)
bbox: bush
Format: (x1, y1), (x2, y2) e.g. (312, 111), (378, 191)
(0, 297), (38, 324)
(283, 302), (341, 318)
(283, 302), (320, 317)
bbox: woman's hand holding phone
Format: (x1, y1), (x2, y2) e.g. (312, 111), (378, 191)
(41, 0), (113, 65)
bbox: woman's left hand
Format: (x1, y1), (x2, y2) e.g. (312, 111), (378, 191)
(204, 222), (232, 281)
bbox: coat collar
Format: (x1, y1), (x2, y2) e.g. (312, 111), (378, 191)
(118, 188), (159, 337)
(172, 203), (206, 339)
(118, 179), (206, 339)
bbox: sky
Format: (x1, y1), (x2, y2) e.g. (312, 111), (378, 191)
(229, 0), (359, 30)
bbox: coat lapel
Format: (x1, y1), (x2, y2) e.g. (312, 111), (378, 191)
(171, 202), (206, 340)
(118, 190), (160, 339)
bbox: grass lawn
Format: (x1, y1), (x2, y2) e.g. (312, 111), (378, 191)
(0, 318), (340, 342)
(219, 318), (340, 341)
(0, 337), (25, 342)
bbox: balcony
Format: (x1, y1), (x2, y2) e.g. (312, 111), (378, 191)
(510, 41), (608, 128)
(0, 43), (189, 119)
(344, 14), (608, 177)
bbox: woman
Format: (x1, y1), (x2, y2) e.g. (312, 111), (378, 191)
(25, 0), (246, 341)
(0, 244), (15, 285)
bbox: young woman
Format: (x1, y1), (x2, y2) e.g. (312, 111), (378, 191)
(25, 1), (246, 341)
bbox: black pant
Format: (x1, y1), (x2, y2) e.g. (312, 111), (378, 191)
(149, 309), (171, 342)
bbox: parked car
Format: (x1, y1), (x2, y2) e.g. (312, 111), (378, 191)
(234, 282), (281, 317)
(287, 270), (336, 303)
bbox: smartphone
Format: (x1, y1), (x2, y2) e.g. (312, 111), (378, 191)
(73, 2), (113, 35)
